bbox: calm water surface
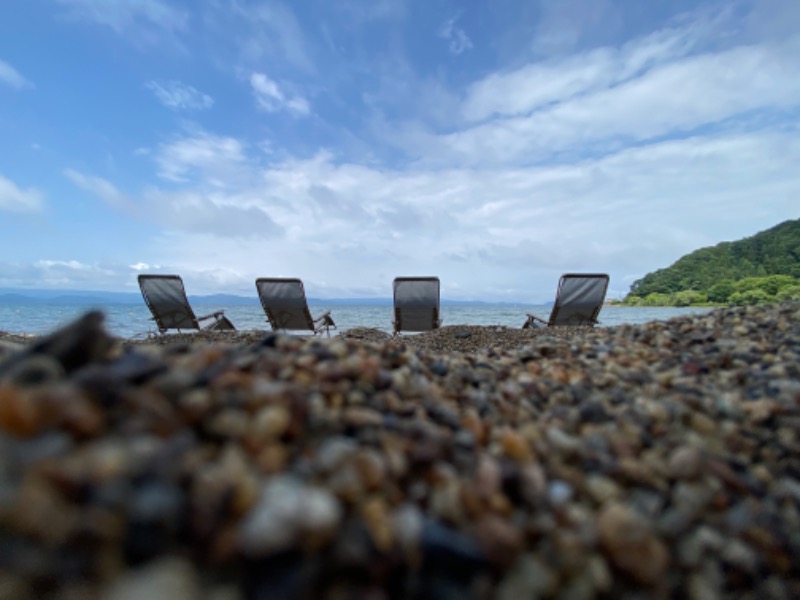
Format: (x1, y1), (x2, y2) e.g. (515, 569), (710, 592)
(0, 302), (714, 339)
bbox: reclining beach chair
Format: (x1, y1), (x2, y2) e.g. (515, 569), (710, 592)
(255, 277), (335, 337)
(393, 276), (442, 334)
(523, 273), (610, 328)
(138, 274), (236, 334)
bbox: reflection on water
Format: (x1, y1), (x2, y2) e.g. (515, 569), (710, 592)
(0, 302), (715, 338)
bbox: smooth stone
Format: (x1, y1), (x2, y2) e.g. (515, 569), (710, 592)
(597, 503), (669, 586)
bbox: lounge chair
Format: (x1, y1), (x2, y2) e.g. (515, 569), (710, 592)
(393, 276), (442, 334)
(138, 274), (236, 334)
(523, 273), (610, 328)
(255, 278), (335, 337)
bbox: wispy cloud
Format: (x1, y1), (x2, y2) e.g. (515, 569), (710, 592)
(55, 0), (188, 41)
(64, 168), (131, 210)
(120, 122), (800, 300)
(146, 80), (214, 111)
(33, 260), (115, 287)
(337, 0), (406, 23)
(421, 35), (800, 167)
(0, 59), (33, 90)
(129, 262), (154, 271)
(0, 174), (43, 213)
(155, 130), (251, 184)
(528, 0), (618, 56)
(438, 15), (473, 55)
(0, 259), (143, 291)
(3, 0), (798, 299)
(142, 189), (283, 239)
(461, 24), (703, 122)
(250, 72), (310, 116)
(64, 159), (282, 240)
(232, 2), (314, 72)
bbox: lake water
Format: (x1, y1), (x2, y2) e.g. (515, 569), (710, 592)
(0, 302), (714, 339)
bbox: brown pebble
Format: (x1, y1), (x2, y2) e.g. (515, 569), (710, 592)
(597, 503), (670, 586)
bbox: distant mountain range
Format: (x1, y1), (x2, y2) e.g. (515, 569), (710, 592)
(0, 288), (536, 307)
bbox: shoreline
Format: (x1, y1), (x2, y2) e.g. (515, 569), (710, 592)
(0, 304), (715, 340)
(0, 302), (798, 598)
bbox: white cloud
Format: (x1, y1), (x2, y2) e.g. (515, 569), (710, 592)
(156, 131), (250, 183)
(24, 260), (117, 288)
(55, 0), (188, 34)
(438, 15), (473, 56)
(64, 155), (280, 239)
(0, 59), (32, 90)
(138, 129), (285, 238)
(0, 174), (43, 213)
(38, 259), (96, 271)
(141, 188), (283, 239)
(6, 1), (798, 301)
(5, 123), (797, 299)
(0, 259), (153, 292)
(429, 36), (800, 166)
(461, 24), (703, 122)
(64, 168), (131, 210)
(250, 72), (310, 116)
(126, 125), (800, 301)
(146, 80), (214, 111)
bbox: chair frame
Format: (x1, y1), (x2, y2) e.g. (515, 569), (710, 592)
(255, 277), (336, 337)
(523, 273), (610, 328)
(138, 274), (235, 334)
(392, 276), (442, 335)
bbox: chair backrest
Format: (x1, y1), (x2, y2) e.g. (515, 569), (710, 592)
(393, 276), (441, 333)
(255, 278), (316, 332)
(138, 274), (200, 333)
(548, 273), (609, 326)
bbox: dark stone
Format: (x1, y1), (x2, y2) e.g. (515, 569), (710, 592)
(429, 360), (449, 377)
(579, 400), (610, 423)
(124, 479), (183, 565)
(402, 521), (490, 598)
(0, 311), (113, 380)
(72, 350), (168, 405)
(243, 552), (313, 600)
(423, 402), (460, 430)
(256, 333), (280, 348)
(1, 355), (64, 385)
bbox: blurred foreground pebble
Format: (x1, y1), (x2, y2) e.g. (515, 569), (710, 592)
(0, 303), (799, 599)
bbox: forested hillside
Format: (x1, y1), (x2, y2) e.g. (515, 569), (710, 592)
(624, 219), (800, 306)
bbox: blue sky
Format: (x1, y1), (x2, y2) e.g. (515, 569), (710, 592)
(1, 0), (798, 302)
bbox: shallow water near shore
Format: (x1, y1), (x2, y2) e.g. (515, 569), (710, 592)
(0, 302), (713, 338)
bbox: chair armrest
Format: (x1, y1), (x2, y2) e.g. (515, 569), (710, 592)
(314, 310), (335, 326)
(522, 314), (547, 329)
(312, 310), (336, 337)
(197, 310), (225, 322)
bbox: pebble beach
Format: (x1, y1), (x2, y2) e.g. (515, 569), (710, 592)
(0, 302), (798, 599)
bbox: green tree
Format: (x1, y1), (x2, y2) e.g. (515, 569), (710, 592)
(624, 295), (645, 306)
(625, 219), (800, 302)
(707, 280), (735, 303)
(672, 290), (707, 306)
(643, 292), (671, 306)
(729, 289), (771, 305)
(776, 285), (800, 302)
